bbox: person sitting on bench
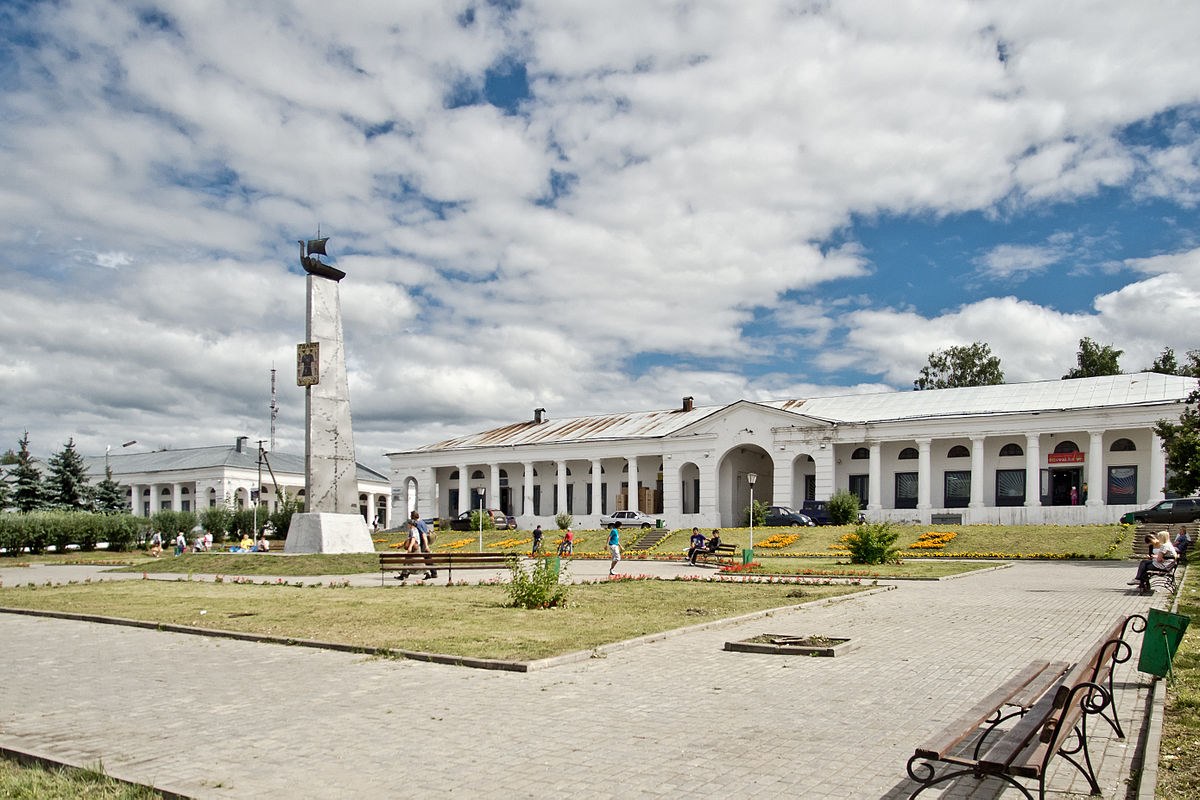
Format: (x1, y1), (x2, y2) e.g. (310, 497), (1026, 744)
(685, 527), (706, 565)
(1128, 534), (1172, 591)
(690, 529), (722, 565)
(1174, 527), (1191, 563)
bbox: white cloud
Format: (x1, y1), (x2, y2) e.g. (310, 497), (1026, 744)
(2, 0), (1200, 467)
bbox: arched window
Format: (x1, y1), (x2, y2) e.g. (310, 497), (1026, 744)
(1110, 438), (1136, 452)
(947, 445), (970, 458)
(999, 443), (1023, 457)
(851, 447), (869, 460)
(499, 469), (508, 479)
(1053, 440), (1079, 454)
(449, 470), (459, 480)
(898, 447), (918, 460)
(471, 470), (484, 480)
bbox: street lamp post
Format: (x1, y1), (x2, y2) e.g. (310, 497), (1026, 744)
(748, 472), (758, 552)
(478, 488), (486, 553)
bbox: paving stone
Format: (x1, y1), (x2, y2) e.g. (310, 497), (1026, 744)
(0, 560), (1171, 798)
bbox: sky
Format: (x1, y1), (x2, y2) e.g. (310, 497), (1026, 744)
(2, 0), (1200, 472)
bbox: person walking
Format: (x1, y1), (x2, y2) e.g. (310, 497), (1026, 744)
(410, 510), (438, 580)
(608, 524), (621, 576)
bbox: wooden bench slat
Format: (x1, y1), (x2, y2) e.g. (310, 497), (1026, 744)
(1008, 661), (1069, 709)
(979, 683), (1065, 770)
(915, 660), (1057, 759)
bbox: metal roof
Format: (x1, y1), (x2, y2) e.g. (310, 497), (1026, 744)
(394, 372), (1195, 454)
(83, 443), (387, 483)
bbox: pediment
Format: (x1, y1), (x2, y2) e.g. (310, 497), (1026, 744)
(667, 400), (834, 438)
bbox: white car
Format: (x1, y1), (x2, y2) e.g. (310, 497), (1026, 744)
(599, 510), (658, 528)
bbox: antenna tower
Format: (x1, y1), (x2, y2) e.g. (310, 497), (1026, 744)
(269, 366), (278, 451)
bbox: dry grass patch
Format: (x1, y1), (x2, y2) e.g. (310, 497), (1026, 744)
(0, 578), (864, 661)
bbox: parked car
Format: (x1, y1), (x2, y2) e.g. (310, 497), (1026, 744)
(1119, 497), (1200, 525)
(800, 500), (866, 525)
(447, 509), (517, 531)
(762, 506), (815, 527)
(599, 510), (658, 528)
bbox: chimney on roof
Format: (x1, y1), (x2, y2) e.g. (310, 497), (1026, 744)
(534, 407), (546, 424)
(682, 396), (694, 412)
(236, 436), (248, 453)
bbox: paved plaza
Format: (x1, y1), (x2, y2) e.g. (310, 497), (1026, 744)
(0, 559), (1173, 798)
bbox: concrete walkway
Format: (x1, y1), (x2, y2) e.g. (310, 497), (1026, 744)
(0, 560), (1170, 798)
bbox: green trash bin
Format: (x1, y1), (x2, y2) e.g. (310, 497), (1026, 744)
(742, 547), (754, 564)
(656, 518), (664, 528)
(548, 555), (561, 580)
(1138, 607), (1191, 678)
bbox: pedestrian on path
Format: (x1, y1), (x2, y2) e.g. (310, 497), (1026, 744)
(608, 524), (621, 575)
(412, 511), (438, 580)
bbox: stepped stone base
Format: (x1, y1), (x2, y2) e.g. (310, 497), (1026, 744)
(284, 512), (374, 554)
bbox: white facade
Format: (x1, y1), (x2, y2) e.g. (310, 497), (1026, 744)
(386, 373), (1195, 528)
(85, 438), (391, 526)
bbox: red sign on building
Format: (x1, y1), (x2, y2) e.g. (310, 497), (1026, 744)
(1047, 452), (1085, 464)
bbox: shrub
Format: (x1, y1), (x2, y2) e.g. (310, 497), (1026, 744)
(844, 521), (901, 565)
(468, 509), (495, 530)
(505, 555), (570, 609)
(268, 491), (301, 538)
(744, 499), (767, 526)
(827, 490), (861, 525)
(200, 505), (234, 544)
(555, 512), (573, 530)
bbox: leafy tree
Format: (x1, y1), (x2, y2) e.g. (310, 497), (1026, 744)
(11, 431), (44, 512)
(200, 503), (235, 544)
(914, 342), (1004, 390)
(43, 438), (93, 510)
(1155, 382), (1200, 496)
(1147, 347), (1200, 377)
(93, 466), (126, 513)
(1063, 337), (1122, 379)
(827, 490), (861, 525)
(268, 490), (302, 540)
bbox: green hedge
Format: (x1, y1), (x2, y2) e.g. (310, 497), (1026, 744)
(0, 511), (146, 554)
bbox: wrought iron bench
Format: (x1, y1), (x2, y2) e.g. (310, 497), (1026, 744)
(693, 542), (738, 565)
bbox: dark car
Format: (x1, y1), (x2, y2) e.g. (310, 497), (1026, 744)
(448, 509), (517, 531)
(801, 499), (866, 525)
(1120, 498), (1200, 525)
(762, 506), (815, 527)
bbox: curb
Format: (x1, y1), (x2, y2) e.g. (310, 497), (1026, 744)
(1135, 561), (1187, 799)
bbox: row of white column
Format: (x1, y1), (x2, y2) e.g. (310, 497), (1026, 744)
(453, 456), (649, 516)
(860, 431), (1164, 510)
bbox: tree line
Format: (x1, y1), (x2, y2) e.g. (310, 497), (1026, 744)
(0, 432), (124, 514)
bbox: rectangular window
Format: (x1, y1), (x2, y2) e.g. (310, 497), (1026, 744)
(566, 484), (574, 515)
(692, 478), (700, 513)
(995, 469), (1026, 506)
(601, 484), (607, 515)
(849, 474), (868, 507)
(944, 470), (970, 508)
(1107, 466), (1137, 505)
(895, 472), (917, 509)
(532, 485), (541, 516)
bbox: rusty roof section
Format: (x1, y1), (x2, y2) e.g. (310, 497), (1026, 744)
(407, 403), (728, 453)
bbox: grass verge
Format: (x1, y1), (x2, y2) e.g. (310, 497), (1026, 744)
(0, 578), (865, 661)
(0, 757), (160, 799)
(726, 558), (997, 579)
(1157, 564), (1200, 799)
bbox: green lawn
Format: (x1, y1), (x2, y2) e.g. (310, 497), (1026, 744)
(0, 578), (864, 661)
(0, 758), (159, 799)
(1157, 564), (1200, 799)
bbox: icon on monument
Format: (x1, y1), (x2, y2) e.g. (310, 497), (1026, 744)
(296, 342), (320, 386)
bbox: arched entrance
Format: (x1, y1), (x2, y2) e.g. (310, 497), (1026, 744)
(717, 445), (773, 527)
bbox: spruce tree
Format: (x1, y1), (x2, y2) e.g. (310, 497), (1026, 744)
(44, 437), (93, 510)
(11, 431), (45, 512)
(93, 465), (126, 513)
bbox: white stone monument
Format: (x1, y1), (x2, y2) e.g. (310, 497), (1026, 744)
(285, 236), (375, 554)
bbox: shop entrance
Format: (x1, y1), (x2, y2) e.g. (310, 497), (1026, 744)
(1050, 468), (1083, 505)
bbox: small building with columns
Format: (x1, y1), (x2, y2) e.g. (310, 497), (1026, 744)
(85, 437), (391, 525)
(386, 372), (1195, 528)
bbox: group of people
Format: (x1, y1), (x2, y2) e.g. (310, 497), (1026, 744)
(398, 510), (438, 580)
(528, 525), (576, 557)
(1128, 527), (1190, 592)
(685, 528), (723, 565)
(146, 529), (271, 556)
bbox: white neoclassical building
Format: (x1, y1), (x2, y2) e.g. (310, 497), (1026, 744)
(386, 373), (1196, 528)
(85, 437), (391, 525)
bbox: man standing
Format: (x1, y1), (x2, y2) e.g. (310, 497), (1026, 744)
(410, 511), (438, 580)
(608, 524), (621, 576)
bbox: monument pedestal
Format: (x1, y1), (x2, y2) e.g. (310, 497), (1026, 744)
(284, 512), (374, 554)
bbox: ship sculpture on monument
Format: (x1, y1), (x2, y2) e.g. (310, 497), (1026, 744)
(284, 232), (375, 554)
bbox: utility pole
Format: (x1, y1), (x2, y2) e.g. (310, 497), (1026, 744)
(269, 367), (278, 452)
(255, 439), (266, 533)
